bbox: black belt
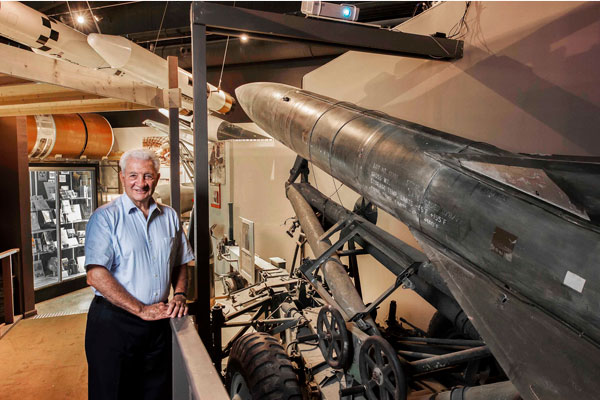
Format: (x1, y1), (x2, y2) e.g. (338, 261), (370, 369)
(93, 296), (168, 319)
(92, 295), (137, 318)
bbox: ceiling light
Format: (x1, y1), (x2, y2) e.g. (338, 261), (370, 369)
(76, 15), (86, 24)
(240, 34), (249, 43)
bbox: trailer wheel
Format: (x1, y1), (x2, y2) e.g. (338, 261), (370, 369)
(226, 332), (303, 400)
(359, 336), (407, 400)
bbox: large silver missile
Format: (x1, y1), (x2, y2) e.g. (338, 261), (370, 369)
(0, 1), (109, 68)
(236, 82), (600, 399)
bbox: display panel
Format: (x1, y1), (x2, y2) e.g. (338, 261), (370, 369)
(30, 167), (96, 289)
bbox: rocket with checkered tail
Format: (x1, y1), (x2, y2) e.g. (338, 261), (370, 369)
(0, 2), (235, 116)
(0, 1), (109, 68)
(236, 82), (600, 400)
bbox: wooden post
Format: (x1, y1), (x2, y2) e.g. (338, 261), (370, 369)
(0, 117), (36, 318)
(168, 56), (181, 217)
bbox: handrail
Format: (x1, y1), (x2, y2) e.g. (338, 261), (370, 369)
(171, 315), (229, 400)
(0, 248), (19, 259)
(1, 248), (19, 325)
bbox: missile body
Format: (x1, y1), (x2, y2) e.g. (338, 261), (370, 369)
(236, 83), (600, 395)
(0, 1), (109, 68)
(87, 33), (234, 114)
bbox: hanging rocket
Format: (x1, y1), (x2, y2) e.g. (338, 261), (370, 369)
(0, 1), (109, 69)
(0, 1), (235, 115)
(87, 33), (235, 115)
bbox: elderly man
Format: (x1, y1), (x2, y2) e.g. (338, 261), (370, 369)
(84, 148), (194, 400)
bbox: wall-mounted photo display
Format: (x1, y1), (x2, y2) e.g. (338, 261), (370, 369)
(209, 142), (226, 184)
(210, 184), (221, 209)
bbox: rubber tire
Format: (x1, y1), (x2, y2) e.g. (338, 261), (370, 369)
(428, 311), (464, 339)
(226, 332), (303, 400)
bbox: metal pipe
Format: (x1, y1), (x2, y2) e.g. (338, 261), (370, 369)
(286, 184), (374, 329)
(411, 346), (491, 373)
(397, 337), (485, 347)
(429, 381), (522, 400)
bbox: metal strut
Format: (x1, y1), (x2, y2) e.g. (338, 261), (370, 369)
(298, 213), (421, 330)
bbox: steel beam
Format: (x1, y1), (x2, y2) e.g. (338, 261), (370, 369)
(192, 2), (462, 60)
(191, 12), (211, 347)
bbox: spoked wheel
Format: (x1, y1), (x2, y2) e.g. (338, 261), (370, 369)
(317, 305), (352, 369)
(359, 336), (406, 400)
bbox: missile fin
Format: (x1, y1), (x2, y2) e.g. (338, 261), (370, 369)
(412, 229), (600, 400)
(431, 152), (599, 222)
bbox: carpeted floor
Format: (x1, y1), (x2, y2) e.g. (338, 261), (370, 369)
(0, 313), (87, 400)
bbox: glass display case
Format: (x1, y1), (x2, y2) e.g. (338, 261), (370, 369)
(30, 166), (96, 290)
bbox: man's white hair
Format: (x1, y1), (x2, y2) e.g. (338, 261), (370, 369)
(119, 148), (160, 172)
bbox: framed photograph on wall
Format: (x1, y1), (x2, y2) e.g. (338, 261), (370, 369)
(210, 184), (221, 209)
(209, 142), (226, 184)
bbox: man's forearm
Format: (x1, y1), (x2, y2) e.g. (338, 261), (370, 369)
(87, 265), (144, 315)
(171, 263), (188, 294)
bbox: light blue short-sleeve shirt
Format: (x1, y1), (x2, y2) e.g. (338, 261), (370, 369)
(84, 194), (194, 305)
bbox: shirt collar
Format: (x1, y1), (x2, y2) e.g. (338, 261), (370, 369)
(120, 193), (162, 215)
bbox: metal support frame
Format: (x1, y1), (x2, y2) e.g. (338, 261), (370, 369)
(292, 182), (480, 339)
(192, 2), (463, 60)
(299, 213), (419, 326)
(191, 8), (211, 347)
(210, 304), (225, 374)
(221, 303), (268, 357)
(191, 0), (463, 352)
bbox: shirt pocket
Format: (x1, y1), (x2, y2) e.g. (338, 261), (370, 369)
(162, 236), (177, 269)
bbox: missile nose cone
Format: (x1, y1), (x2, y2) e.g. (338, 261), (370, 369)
(235, 82), (297, 136)
(234, 82), (263, 118)
(87, 33), (132, 68)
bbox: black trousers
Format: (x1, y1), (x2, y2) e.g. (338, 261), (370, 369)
(85, 296), (172, 400)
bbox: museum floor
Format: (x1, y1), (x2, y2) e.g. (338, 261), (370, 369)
(0, 288), (93, 400)
(0, 285), (230, 399)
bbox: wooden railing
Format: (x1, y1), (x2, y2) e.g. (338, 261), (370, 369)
(1, 248), (20, 325)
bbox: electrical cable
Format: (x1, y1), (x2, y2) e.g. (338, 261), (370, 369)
(152, 2), (169, 54)
(86, 1), (101, 33)
(448, 1), (471, 39)
(324, 178), (345, 206)
(310, 160), (320, 191)
(49, 1), (138, 17)
(65, 1), (76, 29)
(217, 1), (235, 90)
(331, 177), (345, 208)
(217, 36), (230, 91)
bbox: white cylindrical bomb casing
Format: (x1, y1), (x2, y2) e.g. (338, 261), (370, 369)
(0, 1), (109, 68)
(88, 33), (234, 114)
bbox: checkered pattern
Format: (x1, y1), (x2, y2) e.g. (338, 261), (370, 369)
(35, 16), (60, 52)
